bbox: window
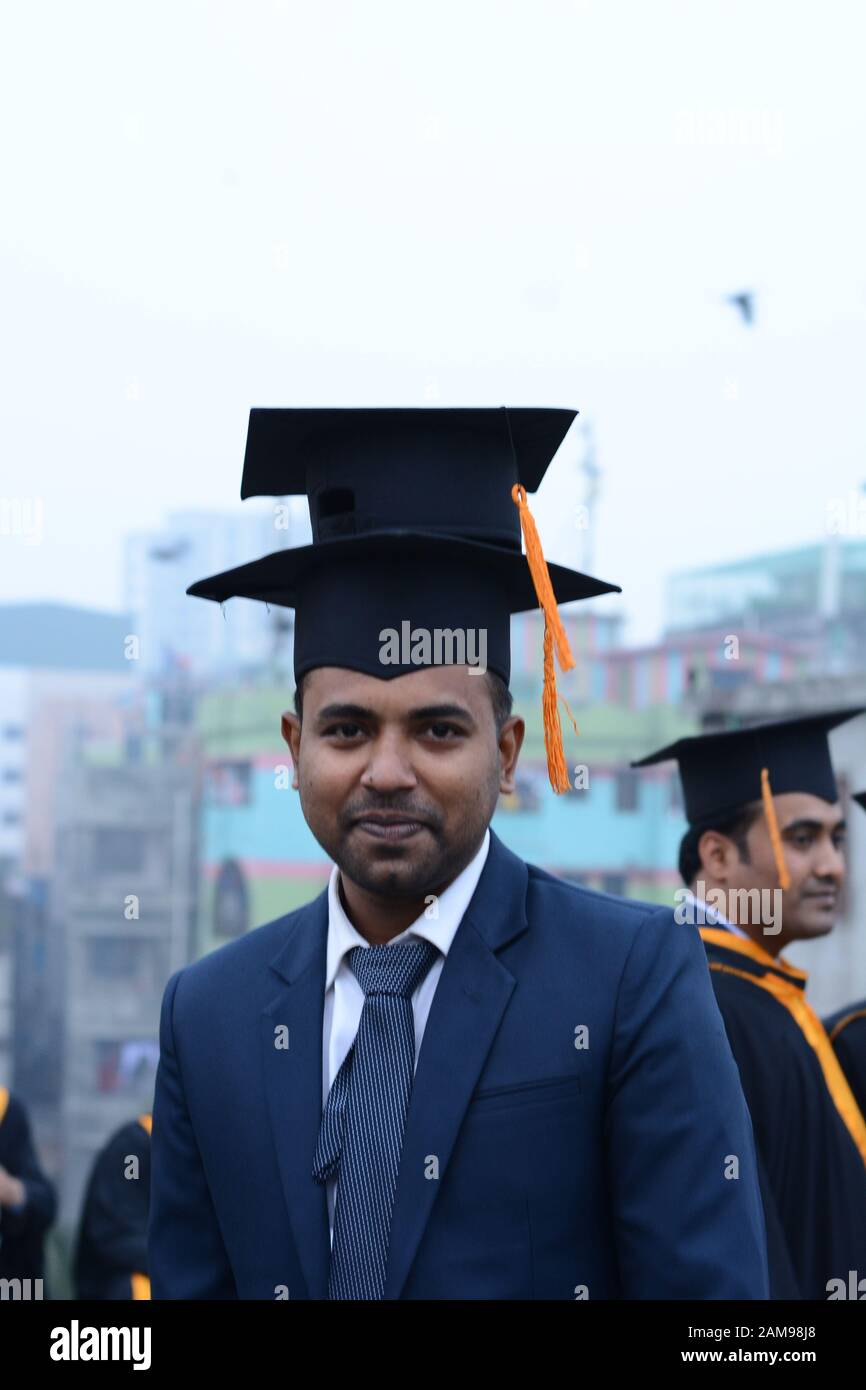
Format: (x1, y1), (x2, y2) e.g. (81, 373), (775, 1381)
(214, 860), (249, 939)
(93, 1039), (159, 1095)
(85, 938), (165, 987)
(161, 690), (195, 724)
(206, 760), (252, 806)
(92, 828), (145, 873)
(633, 658), (650, 709)
(709, 666), (750, 692)
(615, 770), (640, 812)
(667, 651), (683, 702)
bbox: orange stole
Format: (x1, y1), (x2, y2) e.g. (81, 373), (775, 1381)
(131, 1112), (153, 1298)
(700, 927), (866, 1168)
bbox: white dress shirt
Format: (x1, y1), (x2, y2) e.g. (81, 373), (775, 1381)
(682, 887), (750, 938)
(321, 827), (491, 1244)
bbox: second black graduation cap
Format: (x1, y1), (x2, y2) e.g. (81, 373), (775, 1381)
(187, 406), (621, 687)
(239, 406), (579, 547)
(631, 707), (866, 825)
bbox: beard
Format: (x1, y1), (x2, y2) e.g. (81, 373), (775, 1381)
(302, 774), (497, 902)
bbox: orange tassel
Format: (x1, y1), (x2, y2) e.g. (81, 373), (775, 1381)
(760, 767), (792, 891)
(512, 483), (578, 793)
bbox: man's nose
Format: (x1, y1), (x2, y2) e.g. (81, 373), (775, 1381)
(361, 735), (418, 790)
(813, 839), (845, 883)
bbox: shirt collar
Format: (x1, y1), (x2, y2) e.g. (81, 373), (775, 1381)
(325, 827), (491, 991)
(682, 888), (751, 939)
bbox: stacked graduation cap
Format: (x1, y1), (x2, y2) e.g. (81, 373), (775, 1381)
(187, 407), (621, 791)
(632, 707), (866, 888)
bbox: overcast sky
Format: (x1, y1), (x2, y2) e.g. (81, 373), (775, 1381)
(2, 0), (865, 643)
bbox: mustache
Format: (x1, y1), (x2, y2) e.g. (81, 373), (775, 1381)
(342, 798), (443, 827)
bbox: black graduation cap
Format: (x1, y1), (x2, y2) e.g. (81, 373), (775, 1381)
(852, 791), (866, 813)
(631, 707), (866, 825)
(187, 406), (620, 690)
(239, 407), (579, 548)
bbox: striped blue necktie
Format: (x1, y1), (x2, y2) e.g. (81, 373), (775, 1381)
(312, 937), (440, 1299)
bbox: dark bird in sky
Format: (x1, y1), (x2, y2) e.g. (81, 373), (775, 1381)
(726, 290), (756, 326)
(149, 539), (190, 562)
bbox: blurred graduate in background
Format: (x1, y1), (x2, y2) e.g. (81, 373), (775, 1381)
(634, 711), (866, 1299)
(823, 789), (866, 1121)
(0, 1085), (57, 1292)
(73, 1113), (151, 1300)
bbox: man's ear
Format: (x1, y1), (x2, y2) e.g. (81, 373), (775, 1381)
(498, 716), (525, 795)
(698, 828), (739, 881)
(281, 712), (301, 790)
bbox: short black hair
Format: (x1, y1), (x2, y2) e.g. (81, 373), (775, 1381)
(293, 668), (514, 732)
(678, 803), (762, 886)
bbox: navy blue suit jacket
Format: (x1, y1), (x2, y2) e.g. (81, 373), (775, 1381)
(148, 829), (769, 1299)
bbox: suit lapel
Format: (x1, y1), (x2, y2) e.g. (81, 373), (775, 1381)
(260, 890), (331, 1300)
(384, 829), (530, 1299)
(259, 832), (531, 1301)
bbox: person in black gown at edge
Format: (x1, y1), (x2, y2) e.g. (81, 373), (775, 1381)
(74, 1113), (152, 1299)
(0, 1084), (57, 1295)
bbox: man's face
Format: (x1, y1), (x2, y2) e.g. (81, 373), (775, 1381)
(281, 665), (524, 900)
(724, 792), (846, 942)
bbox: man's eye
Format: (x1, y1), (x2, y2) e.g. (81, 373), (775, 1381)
(833, 836), (847, 851)
(325, 724), (363, 739)
(426, 723), (460, 739)
(789, 833), (814, 849)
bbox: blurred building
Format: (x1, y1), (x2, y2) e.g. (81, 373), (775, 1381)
(50, 725), (200, 1230)
(123, 501), (311, 681)
(0, 603), (134, 870)
(665, 534), (866, 675)
(0, 599), (204, 1229)
(0, 602), (135, 1114)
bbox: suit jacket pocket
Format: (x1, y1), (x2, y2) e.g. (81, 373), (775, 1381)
(468, 1073), (582, 1113)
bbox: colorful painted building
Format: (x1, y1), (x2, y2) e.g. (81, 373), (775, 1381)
(195, 609), (805, 954)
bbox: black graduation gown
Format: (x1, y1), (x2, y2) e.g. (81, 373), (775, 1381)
(700, 928), (866, 1300)
(824, 1000), (866, 1120)
(73, 1115), (151, 1300)
(0, 1087), (57, 1285)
